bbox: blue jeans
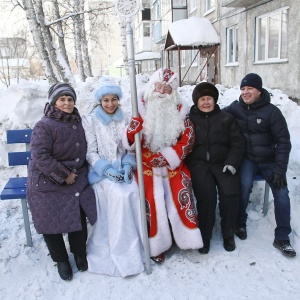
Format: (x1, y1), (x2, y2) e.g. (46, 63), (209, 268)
(238, 159), (291, 240)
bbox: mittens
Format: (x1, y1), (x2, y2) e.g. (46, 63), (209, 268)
(272, 173), (287, 189)
(223, 165), (236, 175)
(127, 117), (143, 143)
(103, 166), (124, 183)
(123, 163), (133, 184)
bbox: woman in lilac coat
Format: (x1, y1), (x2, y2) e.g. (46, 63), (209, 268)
(27, 83), (97, 281)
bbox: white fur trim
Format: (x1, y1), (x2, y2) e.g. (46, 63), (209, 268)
(149, 167), (173, 256)
(148, 167), (203, 256)
(179, 101), (190, 120)
(147, 68), (179, 91)
(167, 72), (179, 90)
(161, 147), (181, 170)
(164, 174), (203, 250)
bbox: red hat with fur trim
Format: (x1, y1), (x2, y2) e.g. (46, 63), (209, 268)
(148, 68), (179, 90)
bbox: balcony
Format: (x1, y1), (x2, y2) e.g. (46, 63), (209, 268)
(222, 0), (266, 7)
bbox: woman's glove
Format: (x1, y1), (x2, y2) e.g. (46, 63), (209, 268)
(123, 163), (133, 184)
(103, 166), (125, 183)
(223, 165), (236, 175)
(127, 117), (143, 143)
(272, 173), (287, 189)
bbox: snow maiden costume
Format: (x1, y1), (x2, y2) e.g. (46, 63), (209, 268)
(82, 78), (144, 277)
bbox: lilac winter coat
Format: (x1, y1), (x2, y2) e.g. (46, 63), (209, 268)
(27, 104), (97, 234)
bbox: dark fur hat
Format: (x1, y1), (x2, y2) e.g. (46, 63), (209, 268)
(192, 82), (219, 105)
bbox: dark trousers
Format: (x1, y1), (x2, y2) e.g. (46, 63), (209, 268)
(239, 159), (291, 240)
(43, 208), (87, 262)
(192, 171), (238, 241)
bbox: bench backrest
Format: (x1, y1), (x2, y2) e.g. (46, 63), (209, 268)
(6, 129), (32, 166)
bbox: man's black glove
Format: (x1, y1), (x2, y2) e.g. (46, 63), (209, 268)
(272, 173), (287, 189)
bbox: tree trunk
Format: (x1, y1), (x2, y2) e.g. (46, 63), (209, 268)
(35, 0), (74, 84)
(80, 0), (93, 77)
(23, 0), (58, 84)
(50, 0), (71, 68)
(73, 0), (86, 81)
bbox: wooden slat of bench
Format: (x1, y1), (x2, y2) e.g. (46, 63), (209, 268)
(8, 151), (31, 166)
(7, 129), (32, 144)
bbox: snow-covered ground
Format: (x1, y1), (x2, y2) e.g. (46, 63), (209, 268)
(0, 75), (300, 299)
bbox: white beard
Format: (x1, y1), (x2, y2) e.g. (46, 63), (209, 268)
(143, 87), (185, 153)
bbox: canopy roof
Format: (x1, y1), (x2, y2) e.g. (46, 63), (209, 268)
(165, 17), (220, 50)
(112, 52), (161, 68)
(135, 51), (161, 61)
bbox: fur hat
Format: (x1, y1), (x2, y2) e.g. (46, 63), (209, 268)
(48, 82), (77, 105)
(192, 82), (219, 105)
(94, 77), (122, 102)
(148, 68), (179, 90)
(240, 73), (263, 91)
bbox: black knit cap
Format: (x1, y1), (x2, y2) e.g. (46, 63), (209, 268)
(240, 73), (262, 91)
(48, 82), (77, 105)
(192, 82), (219, 105)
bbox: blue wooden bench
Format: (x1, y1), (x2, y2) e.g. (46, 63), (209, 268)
(0, 129), (33, 246)
(254, 174), (270, 216)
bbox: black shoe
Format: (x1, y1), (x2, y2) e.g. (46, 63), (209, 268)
(74, 254), (88, 271)
(235, 224), (247, 240)
(223, 236), (236, 252)
(273, 240), (296, 257)
(151, 252), (165, 264)
(57, 260), (73, 280)
(198, 239), (210, 254)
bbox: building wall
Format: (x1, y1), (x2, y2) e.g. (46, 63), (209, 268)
(217, 0), (300, 99)
(145, 0), (299, 99)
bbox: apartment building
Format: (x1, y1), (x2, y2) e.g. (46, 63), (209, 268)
(134, 0), (299, 99)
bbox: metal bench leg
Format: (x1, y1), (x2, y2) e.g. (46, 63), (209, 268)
(21, 198), (33, 247)
(263, 182), (270, 216)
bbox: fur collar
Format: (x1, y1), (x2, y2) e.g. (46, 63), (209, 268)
(94, 105), (124, 125)
(44, 102), (81, 122)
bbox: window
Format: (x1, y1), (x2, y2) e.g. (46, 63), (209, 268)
(226, 25), (238, 64)
(205, 0), (215, 13)
(153, 0), (161, 20)
(190, 49), (198, 67)
(255, 7), (288, 62)
(169, 51), (174, 68)
(181, 50), (186, 67)
(190, 0), (197, 13)
(173, 0), (187, 8)
(143, 22), (150, 37)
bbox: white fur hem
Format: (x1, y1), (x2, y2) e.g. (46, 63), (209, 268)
(122, 127), (136, 150)
(161, 147), (181, 170)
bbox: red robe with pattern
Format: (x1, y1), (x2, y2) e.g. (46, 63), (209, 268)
(123, 97), (203, 257)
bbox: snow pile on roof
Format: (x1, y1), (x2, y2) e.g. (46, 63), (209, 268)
(169, 17), (220, 46)
(135, 52), (161, 61)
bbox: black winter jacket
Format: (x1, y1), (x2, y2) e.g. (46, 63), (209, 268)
(223, 88), (291, 175)
(185, 104), (245, 169)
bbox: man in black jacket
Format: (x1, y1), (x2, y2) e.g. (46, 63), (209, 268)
(224, 73), (296, 257)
